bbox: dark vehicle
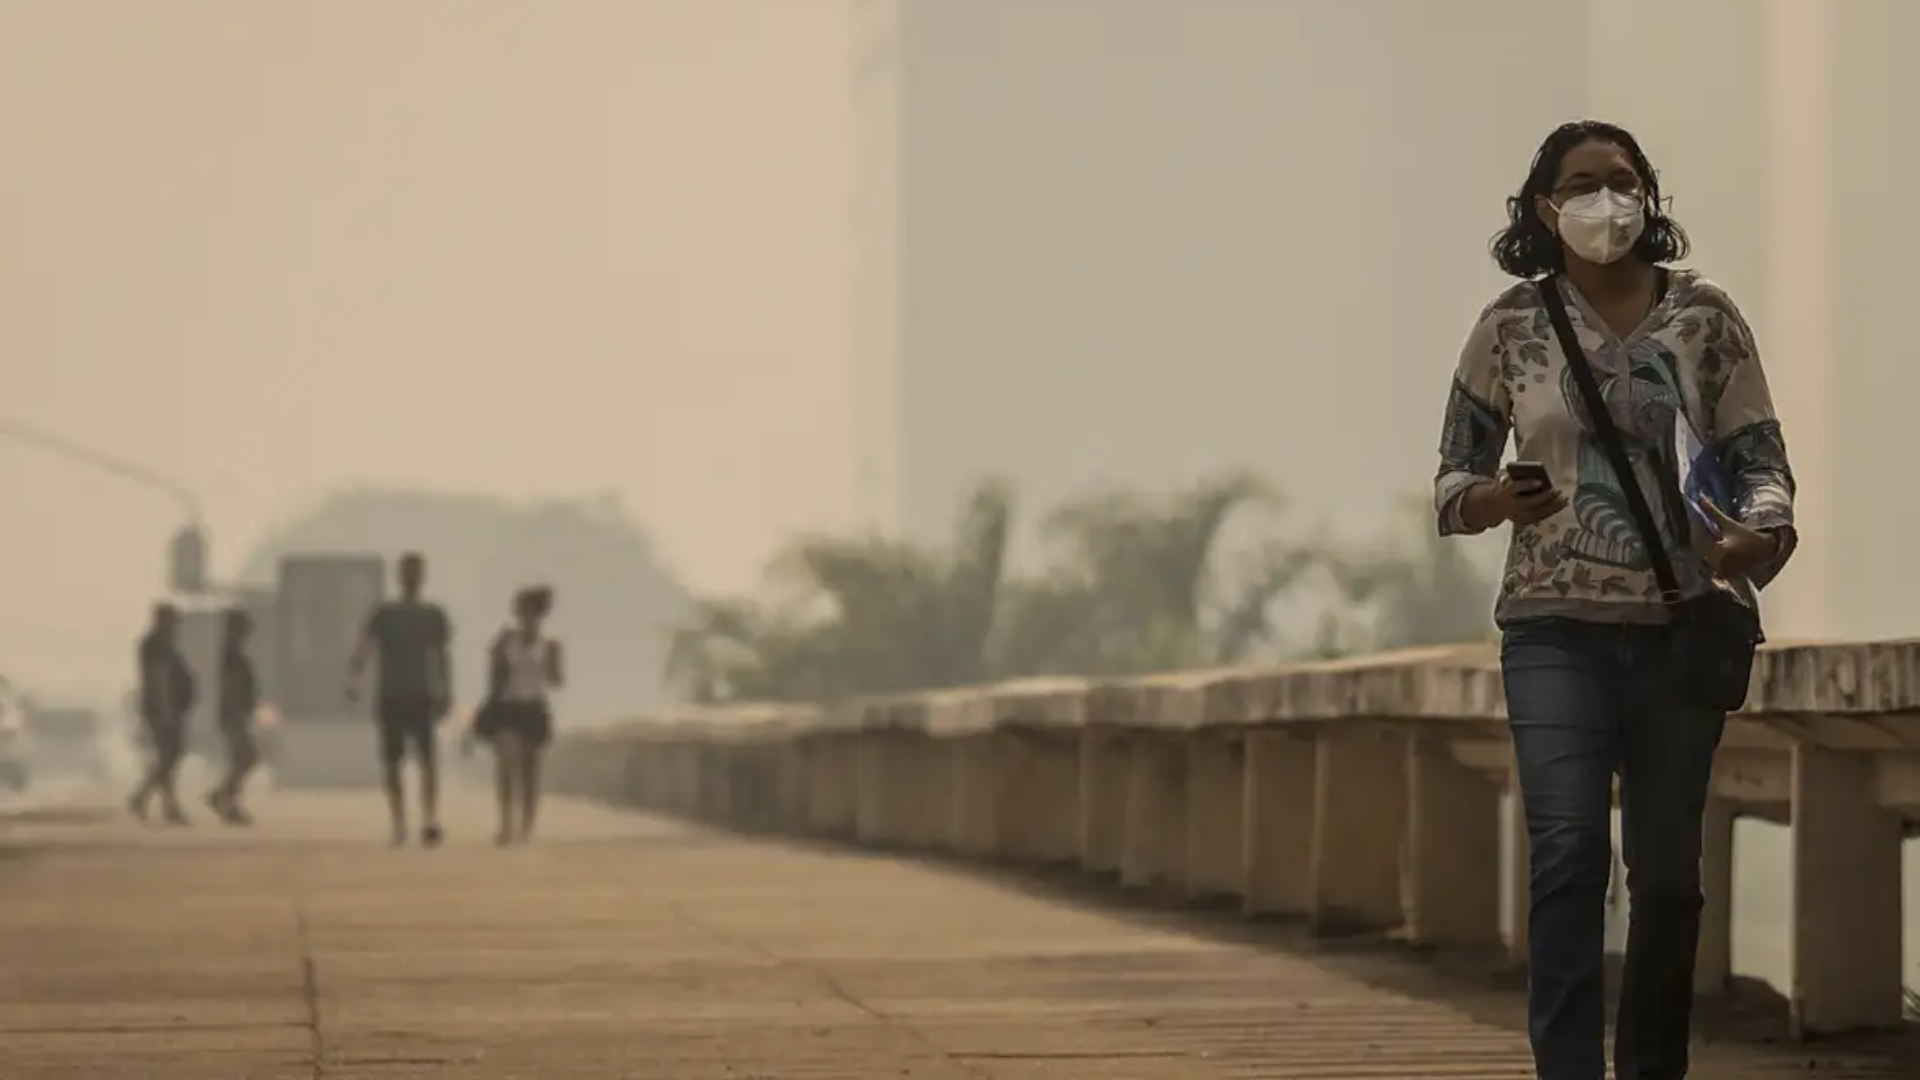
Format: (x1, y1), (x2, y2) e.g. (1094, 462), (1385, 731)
(272, 555), (385, 789)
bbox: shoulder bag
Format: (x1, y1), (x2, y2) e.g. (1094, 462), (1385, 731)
(471, 628), (513, 738)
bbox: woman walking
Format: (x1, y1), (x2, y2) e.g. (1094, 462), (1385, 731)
(476, 586), (563, 845)
(129, 603), (194, 826)
(207, 608), (262, 825)
(1433, 121), (1797, 1080)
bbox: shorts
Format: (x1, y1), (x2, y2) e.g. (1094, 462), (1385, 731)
(475, 699), (552, 749)
(376, 697), (440, 766)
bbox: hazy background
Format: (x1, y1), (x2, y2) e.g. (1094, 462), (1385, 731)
(1, 0), (1916, 1002)
(3, 0), (1909, 679)
(0, 0), (857, 686)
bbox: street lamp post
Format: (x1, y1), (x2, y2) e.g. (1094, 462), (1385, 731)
(0, 415), (211, 594)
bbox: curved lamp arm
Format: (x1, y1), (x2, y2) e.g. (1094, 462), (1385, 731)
(0, 415), (203, 524)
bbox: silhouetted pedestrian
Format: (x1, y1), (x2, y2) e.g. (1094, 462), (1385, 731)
(207, 608), (262, 825)
(347, 552), (452, 847)
(1435, 120), (1796, 1080)
(473, 586), (561, 845)
(129, 603), (194, 825)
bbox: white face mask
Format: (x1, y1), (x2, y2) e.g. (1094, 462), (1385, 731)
(1552, 189), (1646, 265)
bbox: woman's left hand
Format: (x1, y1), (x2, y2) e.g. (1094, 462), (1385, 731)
(1700, 499), (1778, 580)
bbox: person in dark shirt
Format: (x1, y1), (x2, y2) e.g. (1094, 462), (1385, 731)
(206, 608), (262, 826)
(128, 603), (194, 825)
(347, 552), (452, 847)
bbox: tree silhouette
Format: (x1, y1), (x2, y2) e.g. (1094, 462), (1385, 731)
(667, 473), (1323, 702)
(666, 479), (1015, 702)
(1317, 494), (1499, 654)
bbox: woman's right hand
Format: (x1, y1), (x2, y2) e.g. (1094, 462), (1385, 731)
(1462, 469), (1568, 529)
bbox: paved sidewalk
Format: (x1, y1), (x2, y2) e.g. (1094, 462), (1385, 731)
(0, 786), (1912, 1078)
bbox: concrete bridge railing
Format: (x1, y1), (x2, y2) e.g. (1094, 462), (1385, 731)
(548, 639), (1920, 1039)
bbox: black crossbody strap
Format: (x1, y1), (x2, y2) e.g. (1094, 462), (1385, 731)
(1536, 277), (1683, 606)
(487, 629), (512, 700)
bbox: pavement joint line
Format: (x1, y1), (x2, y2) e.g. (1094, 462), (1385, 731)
(660, 899), (997, 1080)
(0, 1022), (310, 1036)
(291, 852), (326, 1079)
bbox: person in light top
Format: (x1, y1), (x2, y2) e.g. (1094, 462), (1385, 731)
(473, 586), (563, 845)
(1434, 120), (1796, 1080)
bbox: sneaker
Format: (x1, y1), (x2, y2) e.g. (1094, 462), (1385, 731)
(390, 825), (408, 847)
(127, 793), (150, 822)
(161, 806), (192, 827)
(421, 824), (444, 849)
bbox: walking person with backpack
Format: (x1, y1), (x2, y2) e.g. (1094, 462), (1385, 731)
(472, 586), (562, 846)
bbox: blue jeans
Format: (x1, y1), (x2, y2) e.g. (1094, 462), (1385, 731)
(1501, 617), (1726, 1080)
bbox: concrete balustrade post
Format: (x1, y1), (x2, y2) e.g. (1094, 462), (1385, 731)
(804, 735), (857, 836)
(1242, 730), (1314, 918)
(666, 741), (702, 813)
(1403, 735), (1502, 946)
(773, 741), (810, 831)
(735, 744), (782, 831)
(949, 733), (999, 855)
(1504, 779), (1529, 965)
(1789, 745), (1905, 1036)
(1308, 727), (1409, 935)
(1694, 798), (1735, 996)
(596, 743), (629, 805)
(690, 742), (715, 815)
(991, 731), (1081, 863)
(699, 745), (734, 822)
(628, 743), (659, 809)
(1079, 728), (1130, 874)
(850, 731), (942, 847)
(1120, 732), (1187, 889)
(1182, 734), (1244, 900)
(715, 746), (745, 826)
(905, 733), (952, 850)
(853, 734), (895, 844)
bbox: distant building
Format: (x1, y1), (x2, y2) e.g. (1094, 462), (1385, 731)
(851, 1), (1586, 546)
(852, 0), (1920, 642)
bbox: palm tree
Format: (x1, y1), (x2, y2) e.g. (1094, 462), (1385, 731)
(663, 478), (1015, 702)
(665, 472), (1322, 701)
(1320, 494), (1500, 653)
(994, 471), (1311, 676)
(662, 598), (773, 705)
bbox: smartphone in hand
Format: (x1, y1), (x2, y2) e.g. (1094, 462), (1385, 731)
(1505, 460), (1551, 493)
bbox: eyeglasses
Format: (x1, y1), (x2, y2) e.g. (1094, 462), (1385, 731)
(1552, 173), (1644, 200)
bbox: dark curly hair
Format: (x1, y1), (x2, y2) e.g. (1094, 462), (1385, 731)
(1490, 120), (1690, 279)
(515, 585), (554, 618)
